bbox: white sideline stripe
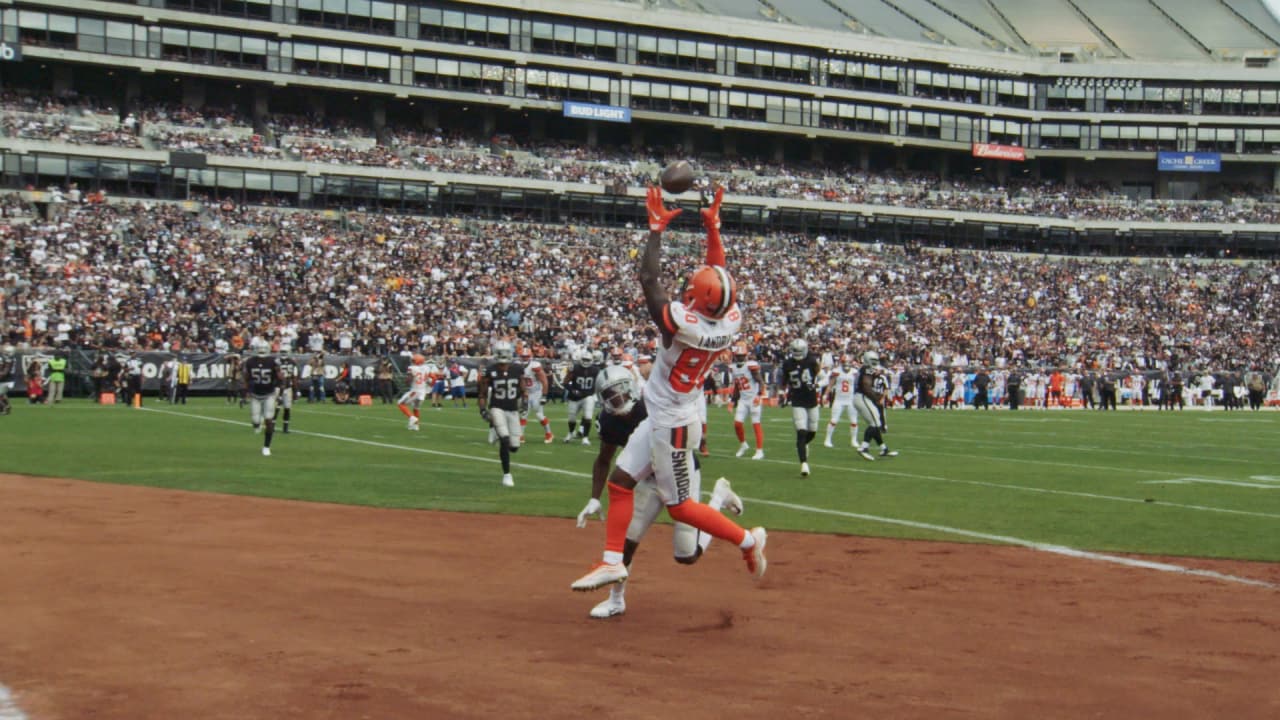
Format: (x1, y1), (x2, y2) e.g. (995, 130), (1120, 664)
(144, 408), (1280, 520)
(751, 498), (1280, 590)
(0, 685), (28, 720)
(140, 407), (1280, 588)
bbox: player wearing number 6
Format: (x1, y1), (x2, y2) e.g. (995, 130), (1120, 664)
(477, 340), (526, 487)
(571, 184), (768, 594)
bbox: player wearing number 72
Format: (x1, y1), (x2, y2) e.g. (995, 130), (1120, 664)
(570, 185), (768, 594)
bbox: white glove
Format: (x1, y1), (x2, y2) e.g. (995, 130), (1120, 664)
(576, 498), (602, 528)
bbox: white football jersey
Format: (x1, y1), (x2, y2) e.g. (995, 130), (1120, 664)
(731, 361), (762, 399)
(647, 300), (742, 426)
(522, 360), (545, 397)
(830, 367), (858, 404)
(408, 362), (432, 391)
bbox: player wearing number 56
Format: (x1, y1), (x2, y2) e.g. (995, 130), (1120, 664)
(571, 185), (768, 597)
(477, 340), (525, 487)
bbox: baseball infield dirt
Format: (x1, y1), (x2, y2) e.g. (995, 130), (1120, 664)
(1, 473), (1277, 719)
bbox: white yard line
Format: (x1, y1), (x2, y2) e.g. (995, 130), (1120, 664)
(0, 685), (28, 720)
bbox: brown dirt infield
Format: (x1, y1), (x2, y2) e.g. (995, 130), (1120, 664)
(1, 473), (1277, 720)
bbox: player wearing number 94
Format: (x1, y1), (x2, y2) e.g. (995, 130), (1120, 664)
(477, 340), (526, 488)
(570, 184), (768, 595)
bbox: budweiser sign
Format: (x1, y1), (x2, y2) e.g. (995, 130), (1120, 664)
(972, 143), (1026, 162)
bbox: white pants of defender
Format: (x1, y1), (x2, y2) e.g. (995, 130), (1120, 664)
(853, 394), (887, 431)
(488, 408), (522, 450)
(615, 416), (704, 561)
(398, 387), (427, 408)
(734, 395), (763, 424)
(250, 393), (278, 426)
(522, 392), (547, 423)
(566, 397), (595, 425)
(791, 406), (820, 432)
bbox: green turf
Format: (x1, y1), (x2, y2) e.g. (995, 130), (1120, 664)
(3, 397), (1278, 561)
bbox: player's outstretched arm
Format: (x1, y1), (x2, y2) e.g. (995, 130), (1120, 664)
(641, 185), (680, 331)
(700, 185), (726, 268)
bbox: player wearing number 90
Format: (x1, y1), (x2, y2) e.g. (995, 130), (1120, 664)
(478, 340), (525, 487)
(570, 184), (768, 595)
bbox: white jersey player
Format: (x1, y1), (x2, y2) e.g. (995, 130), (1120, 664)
(397, 354), (431, 430)
(729, 344), (766, 459)
(824, 356), (860, 448)
(520, 350), (554, 443)
(571, 184), (766, 595)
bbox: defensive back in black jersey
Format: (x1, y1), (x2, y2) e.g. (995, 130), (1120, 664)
(782, 354), (822, 408)
(857, 366), (890, 402)
(485, 362), (525, 411)
(566, 364), (599, 401)
(598, 399), (648, 447)
(243, 355), (282, 397)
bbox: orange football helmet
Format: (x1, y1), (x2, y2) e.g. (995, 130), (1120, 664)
(732, 344), (749, 362)
(412, 353), (426, 365)
(682, 265), (736, 319)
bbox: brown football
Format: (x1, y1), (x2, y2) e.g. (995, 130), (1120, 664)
(659, 160), (696, 194)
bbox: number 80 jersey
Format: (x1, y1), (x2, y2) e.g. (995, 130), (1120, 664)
(647, 300), (742, 426)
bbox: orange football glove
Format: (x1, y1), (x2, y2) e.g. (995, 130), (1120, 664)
(700, 186), (724, 232)
(646, 185), (681, 233)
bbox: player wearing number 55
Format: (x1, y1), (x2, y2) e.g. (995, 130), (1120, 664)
(570, 184), (768, 596)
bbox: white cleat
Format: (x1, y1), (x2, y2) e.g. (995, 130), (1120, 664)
(581, 436), (591, 446)
(589, 589), (627, 619)
(880, 448), (899, 458)
(407, 417), (419, 430)
(735, 442), (750, 458)
(823, 440), (834, 448)
(502, 473), (514, 487)
(752, 449), (765, 461)
(563, 435), (575, 444)
(571, 562), (628, 591)
(858, 449), (876, 461)
(712, 477), (744, 516)
(742, 527), (768, 579)
(800, 462), (810, 477)
(544, 434), (555, 444)
(262, 447), (271, 457)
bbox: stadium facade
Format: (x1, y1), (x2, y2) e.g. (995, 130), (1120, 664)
(2, 0), (1280, 255)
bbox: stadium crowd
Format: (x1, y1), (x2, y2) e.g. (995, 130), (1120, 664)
(5, 91), (1280, 224)
(2, 194), (1276, 381)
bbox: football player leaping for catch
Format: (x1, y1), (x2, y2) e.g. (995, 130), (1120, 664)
(571, 184), (767, 595)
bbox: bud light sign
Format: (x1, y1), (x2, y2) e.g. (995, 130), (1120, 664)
(1157, 152), (1221, 173)
(562, 101), (631, 124)
(0, 42), (21, 62)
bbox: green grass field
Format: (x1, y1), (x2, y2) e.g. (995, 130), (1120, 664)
(3, 397), (1278, 562)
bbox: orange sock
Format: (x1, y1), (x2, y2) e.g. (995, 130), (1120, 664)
(753, 423), (764, 448)
(667, 500), (748, 545)
(397, 403), (412, 418)
(520, 418), (528, 428)
(413, 409), (420, 420)
(605, 482), (634, 554)
(734, 421), (745, 443)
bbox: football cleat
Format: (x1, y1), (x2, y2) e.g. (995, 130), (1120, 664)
(752, 449), (765, 461)
(880, 448), (899, 458)
(589, 591), (626, 619)
(800, 462), (810, 477)
(571, 562), (629, 591)
(502, 474), (514, 487)
(735, 442), (750, 458)
(712, 477), (744, 516)
(544, 433), (554, 444)
(581, 436), (591, 446)
(823, 440), (834, 448)
(742, 527), (768, 579)
(262, 447), (271, 457)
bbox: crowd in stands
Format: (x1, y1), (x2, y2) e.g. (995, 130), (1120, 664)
(5, 91), (1280, 224)
(3, 193), (1277, 380)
